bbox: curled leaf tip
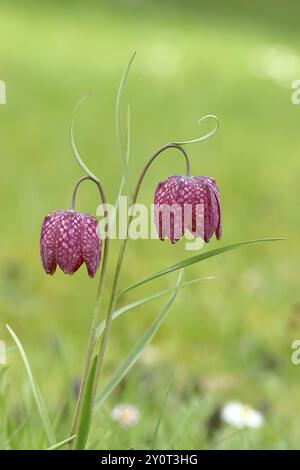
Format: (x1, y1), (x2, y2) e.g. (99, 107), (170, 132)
(70, 93), (100, 183)
(172, 114), (219, 146)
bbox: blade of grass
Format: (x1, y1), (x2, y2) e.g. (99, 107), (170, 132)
(111, 104), (131, 232)
(47, 435), (76, 451)
(70, 92), (100, 182)
(6, 324), (56, 445)
(93, 271), (184, 416)
(116, 52), (136, 199)
(116, 104), (131, 204)
(74, 354), (98, 450)
(151, 370), (175, 450)
(96, 276), (214, 339)
(119, 238), (284, 296)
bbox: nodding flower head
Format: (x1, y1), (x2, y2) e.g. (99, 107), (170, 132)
(40, 210), (101, 278)
(154, 175), (222, 244)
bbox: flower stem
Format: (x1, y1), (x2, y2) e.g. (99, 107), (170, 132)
(93, 143), (191, 396)
(69, 142), (190, 447)
(93, 237), (127, 391)
(69, 176), (109, 445)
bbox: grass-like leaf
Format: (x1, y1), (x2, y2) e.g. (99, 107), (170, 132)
(6, 324), (56, 445)
(151, 371), (174, 450)
(95, 276), (214, 340)
(116, 52), (136, 199)
(74, 354), (98, 450)
(47, 435), (76, 451)
(70, 93), (100, 182)
(111, 104), (131, 229)
(119, 238), (284, 296)
(93, 271), (184, 416)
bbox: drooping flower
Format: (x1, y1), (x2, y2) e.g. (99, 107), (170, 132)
(111, 403), (140, 428)
(40, 210), (101, 278)
(154, 175), (221, 244)
(221, 401), (264, 429)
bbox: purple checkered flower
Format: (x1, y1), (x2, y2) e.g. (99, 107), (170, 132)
(154, 175), (222, 244)
(40, 210), (101, 278)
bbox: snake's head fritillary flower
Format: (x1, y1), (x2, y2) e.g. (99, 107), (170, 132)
(40, 210), (101, 278)
(154, 175), (222, 244)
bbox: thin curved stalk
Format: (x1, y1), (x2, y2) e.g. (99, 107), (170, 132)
(93, 142), (191, 395)
(172, 114), (219, 145)
(69, 177), (109, 441)
(69, 103), (110, 443)
(116, 52), (136, 199)
(70, 93), (100, 183)
(71, 176), (106, 211)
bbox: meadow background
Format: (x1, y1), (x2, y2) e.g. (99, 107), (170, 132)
(0, 0), (299, 450)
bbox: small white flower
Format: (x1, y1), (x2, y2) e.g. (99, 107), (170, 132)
(221, 401), (264, 429)
(111, 403), (140, 428)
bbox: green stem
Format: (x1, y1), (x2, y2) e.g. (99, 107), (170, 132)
(69, 177), (109, 445)
(94, 238), (127, 391)
(93, 143), (191, 396)
(68, 142), (190, 448)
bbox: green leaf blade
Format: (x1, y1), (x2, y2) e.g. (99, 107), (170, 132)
(119, 238), (284, 296)
(96, 276), (214, 340)
(6, 324), (56, 445)
(74, 354), (98, 450)
(93, 271), (184, 416)
(116, 52), (136, 200)
(47, 435), (76, 451)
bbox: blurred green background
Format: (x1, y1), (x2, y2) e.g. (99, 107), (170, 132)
(0, 0), (299, 449)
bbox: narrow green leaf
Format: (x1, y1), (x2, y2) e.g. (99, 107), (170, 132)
(96, 276), (214, 340)
(6, 324), (56, 445)
(74, 354), (98, 450)
(119, 238), (284, 296)
(112, 104), (131, 225)
(172, 114), (219, 145)
(151, 371), (174, 450)
(47, 435), (76, 451)
(116, 52), (136, 199)
(93, 271), (184, 416)
(70, 93), (100, 182)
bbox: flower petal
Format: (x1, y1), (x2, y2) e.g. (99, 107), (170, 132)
(81, 214), (102, 278)
(192, 177), (220, 242)
(55, 211), (84, 275)
(154, 176), (184, 243)
(40, 213), (58, 275)
(209, 180), (222, 240)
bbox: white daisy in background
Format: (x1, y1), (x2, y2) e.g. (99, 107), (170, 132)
(221, 401), (264, 429)
(111, 403), (140, 428)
